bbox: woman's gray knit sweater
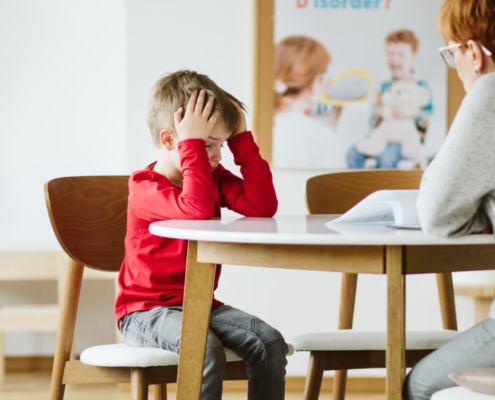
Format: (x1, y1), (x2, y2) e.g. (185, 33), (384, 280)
(417, 72), (495, 318)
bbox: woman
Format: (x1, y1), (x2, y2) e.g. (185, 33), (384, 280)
(404, 0), (495, 399)
(272, 36), (345, 169)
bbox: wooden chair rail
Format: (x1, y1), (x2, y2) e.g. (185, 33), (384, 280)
(62, 360), (249, 385)
(308, 349), (434, 371)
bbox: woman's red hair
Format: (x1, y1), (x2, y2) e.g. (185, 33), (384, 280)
(438, 0), (495, 60)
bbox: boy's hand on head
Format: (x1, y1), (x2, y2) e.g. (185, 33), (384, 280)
(174, 90), (218, 141)
(229, 99), (247, 140)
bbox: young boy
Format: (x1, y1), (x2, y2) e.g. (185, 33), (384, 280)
(115, 70), (288, 399)
(347, 29), (433, 169)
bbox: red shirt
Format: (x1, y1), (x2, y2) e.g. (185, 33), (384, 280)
(115, 131), (277, 325)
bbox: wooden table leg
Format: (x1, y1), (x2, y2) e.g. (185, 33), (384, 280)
(386, 246), (406, 400)
(176, 241), (216, 400)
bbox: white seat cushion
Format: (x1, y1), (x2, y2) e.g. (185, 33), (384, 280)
(432, 387), (495, 399)
(81, 343), (294, 368)
(290, 330), (460, 351)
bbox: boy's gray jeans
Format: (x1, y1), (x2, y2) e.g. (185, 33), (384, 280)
(403, 318), (495, 400)
(119, 305), (288, 400)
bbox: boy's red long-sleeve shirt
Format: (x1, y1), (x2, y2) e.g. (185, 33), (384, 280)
(115, 131), (277, 325)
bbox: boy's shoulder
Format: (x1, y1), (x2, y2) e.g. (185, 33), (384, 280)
(129, 163), (173, 189)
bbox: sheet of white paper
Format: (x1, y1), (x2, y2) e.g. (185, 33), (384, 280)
(326, 190), (420, 227)
(393, 190), (420, 226)
(326, 191), (397, 225)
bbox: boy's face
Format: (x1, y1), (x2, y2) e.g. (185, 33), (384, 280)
(386, 42), (417, 80)
(170, 120), (231, 172)
(204, 120), (231, 170)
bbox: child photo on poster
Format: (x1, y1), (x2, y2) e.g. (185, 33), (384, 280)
(272, 0), (447, 170)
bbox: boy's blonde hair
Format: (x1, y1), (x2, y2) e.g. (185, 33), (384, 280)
(274, 36), (331, 112)
(438, 0), (495, 61)
(386, 29), (419, 53)
(147, 70), (244, 148)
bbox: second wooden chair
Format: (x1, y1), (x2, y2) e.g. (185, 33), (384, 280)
(291, 170), (459, 400)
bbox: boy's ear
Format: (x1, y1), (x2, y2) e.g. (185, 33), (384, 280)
(159, 129), (176, 151)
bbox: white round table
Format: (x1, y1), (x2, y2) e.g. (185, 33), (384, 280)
(150, 215), (495, 400)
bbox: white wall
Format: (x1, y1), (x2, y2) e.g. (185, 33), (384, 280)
(0, 0), (126, 354)
(0, 0), (477, 376)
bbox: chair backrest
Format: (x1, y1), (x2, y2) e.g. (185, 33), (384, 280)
(44, 176), (129, 272)
(306, 170), (423, 214)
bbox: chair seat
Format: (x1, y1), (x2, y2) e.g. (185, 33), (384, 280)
(81, 343), (294, 368)
(432, 387), (495, 399)
(290, 330), (460, 351)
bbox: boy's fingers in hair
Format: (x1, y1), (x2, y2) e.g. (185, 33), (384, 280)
(202, 96), (215, 118)
(229, 99), (243, 114)
(186, 90), (198, 115)
(195, 90), (206, 114)
(208, 110), (220, 126)
(173, 107), (183, 128)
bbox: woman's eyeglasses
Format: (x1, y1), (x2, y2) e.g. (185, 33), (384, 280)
(439, 42), (493, 69)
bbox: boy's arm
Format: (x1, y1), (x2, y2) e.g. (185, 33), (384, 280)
(369, 83), (385, 128)
(415, 81), (434, 133)
(129, 140), (216, 221)
(218, 131), (278, 217)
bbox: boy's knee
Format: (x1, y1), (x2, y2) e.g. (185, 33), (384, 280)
(254, 319), (285, 346)
(252, 319), (288, 363)
(377, 144), (401, 169)
(346, 145), (363, 168)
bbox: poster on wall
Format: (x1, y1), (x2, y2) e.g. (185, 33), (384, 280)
(272, 0), (447, 170)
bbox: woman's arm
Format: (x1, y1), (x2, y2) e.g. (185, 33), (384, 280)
(417, 75), (495, 237)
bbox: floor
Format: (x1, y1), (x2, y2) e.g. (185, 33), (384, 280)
(1, 372), (386, 400)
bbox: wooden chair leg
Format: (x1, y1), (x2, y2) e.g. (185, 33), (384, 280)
(303, 352), (326, 400)
(332, 273), (358, 400)
(475, 297), (493, 324)
(153, 384), (167, 400)
(0, 332), (5, 384)
(333, 370), (348, 400)
(436, 273), (458, 330)
(131, 368), (149, 400)
(49, 258), (84, 400)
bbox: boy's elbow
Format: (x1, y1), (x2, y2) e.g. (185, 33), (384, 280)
(264, 200), (278, 217)
(183, 199), (216, 220)
(192, 209), (215, 220)
(248, 199), (278, 218)
(195, 203), (216, 220)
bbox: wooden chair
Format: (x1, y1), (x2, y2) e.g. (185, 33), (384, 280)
(44, 176), (259, 400)
(292, 170), (459, 400)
